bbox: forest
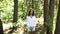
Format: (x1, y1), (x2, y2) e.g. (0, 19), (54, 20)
(0, 0), (60, 34)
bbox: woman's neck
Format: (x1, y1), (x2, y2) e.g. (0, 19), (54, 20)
(30, 15), (32, 18)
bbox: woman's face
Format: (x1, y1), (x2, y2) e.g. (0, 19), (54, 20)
(30, 10), (33, 15)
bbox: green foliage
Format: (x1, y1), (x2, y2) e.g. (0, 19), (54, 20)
(0, 0), (58, 24)
(26, 0), (43, 18)
(1, 0), (57, 23)
(0, 0), (14, 23)
(18, 0), (27, 20)
(45, 16), (53, 30)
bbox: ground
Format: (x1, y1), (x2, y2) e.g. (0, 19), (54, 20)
(3, 16), (55, 34)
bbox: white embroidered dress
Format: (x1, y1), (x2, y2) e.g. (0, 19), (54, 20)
(26, 16), (36, 32)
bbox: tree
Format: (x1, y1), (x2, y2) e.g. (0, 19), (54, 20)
(12, 0), (18, 30)
(7, 0), (18, 33)
(44, 0), (55, 34)
(13, 0), (18, 22)
(55, 0), (59, 9)
(44, 0), (49, 34)
(32, 0), (34, 8)
(0, 19), (3, 34)
(47, 0), (55, 34)
(54, 0), (60, 34)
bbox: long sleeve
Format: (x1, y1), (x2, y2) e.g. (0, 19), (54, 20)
(26, 16), (30, 27)
(34, 16), (36, 27)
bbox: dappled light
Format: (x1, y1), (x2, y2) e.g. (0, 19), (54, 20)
(0, 0), (60, 34)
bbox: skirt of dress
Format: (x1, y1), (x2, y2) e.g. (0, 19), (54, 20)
(27, 26), (35, 32)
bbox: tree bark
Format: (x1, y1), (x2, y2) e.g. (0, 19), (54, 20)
(54, 0), (60, 34)
(44, 0), (49, 34)
(32, 0), (34, 8)
(48, 0), (55, 34)
(0, 19), (3, 34)
(13, 0), (18, 22)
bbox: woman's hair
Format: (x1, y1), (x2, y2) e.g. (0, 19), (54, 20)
(28, 9), (34, 16)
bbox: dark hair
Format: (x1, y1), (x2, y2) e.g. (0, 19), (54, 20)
(28, 9), (34, 16)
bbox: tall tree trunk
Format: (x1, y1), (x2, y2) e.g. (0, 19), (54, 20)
(55, 0), (57, 9)
(0, 19), (3, 34)
(32, 0), (34, 8)
(49, 0), (54, 20)
(54, 0), (60, 34)
(44, 0), (49, 34)
(47, 0), (55, 34)
(13, 0), (18, 22)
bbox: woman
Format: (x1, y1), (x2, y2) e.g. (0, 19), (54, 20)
(26, 9), (36, 32)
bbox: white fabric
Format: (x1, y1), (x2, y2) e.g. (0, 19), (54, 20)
(28, 26), (35, 32)
(26, 16), (36, 32)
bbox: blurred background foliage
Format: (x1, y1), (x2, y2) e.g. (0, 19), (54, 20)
(0, 0), (44, 23)
(0, 0), (59, 34)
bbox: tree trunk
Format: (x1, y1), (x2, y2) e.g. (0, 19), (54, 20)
(49, 0), (54, 20)
(54, 0), (60, 34)
(13, 0), (18, 22)
(47, 0), (55, 34)
(32, 0), (34, 8)
(44, 0), (49, 34)
(0, 19), (3, 34)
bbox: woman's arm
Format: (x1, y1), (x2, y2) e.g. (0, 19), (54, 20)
(34, 16), (36, 27)
(32, 16), (36, 27)
(26, 16), (29, 27)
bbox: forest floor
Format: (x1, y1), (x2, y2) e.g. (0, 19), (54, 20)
(3, 16), (56, 34)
